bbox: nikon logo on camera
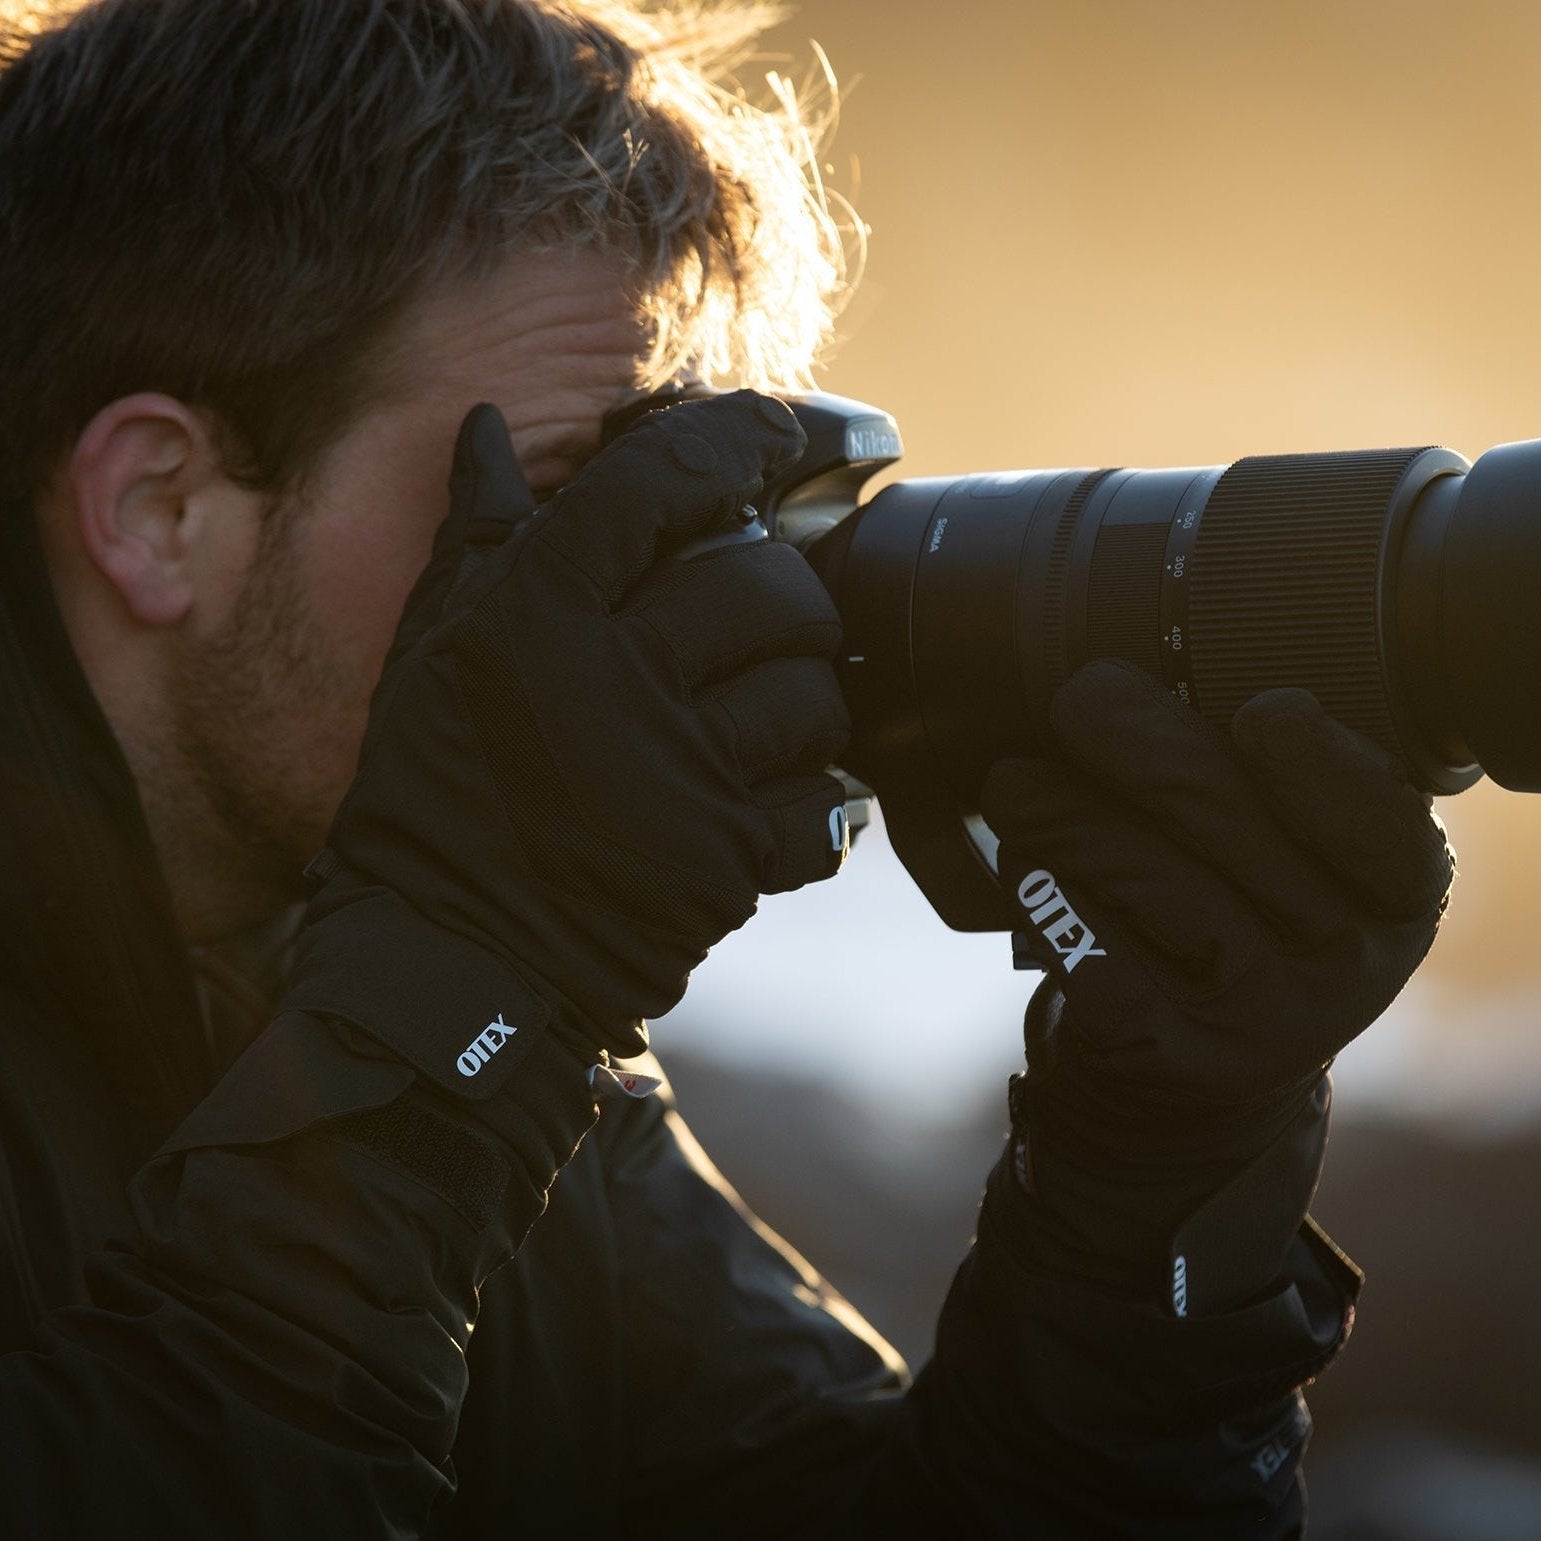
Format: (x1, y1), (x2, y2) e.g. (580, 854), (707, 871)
(843, 420), (902, 463)
(1015, 870), (1106, 972)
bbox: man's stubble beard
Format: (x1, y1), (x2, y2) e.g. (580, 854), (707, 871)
(169, 510), (362, 922)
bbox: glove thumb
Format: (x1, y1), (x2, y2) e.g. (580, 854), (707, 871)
(387, 403), (537, 664)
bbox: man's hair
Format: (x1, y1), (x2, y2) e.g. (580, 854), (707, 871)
(0, 0), (850, 500)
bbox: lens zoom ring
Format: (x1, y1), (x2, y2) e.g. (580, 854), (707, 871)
(1041, 469), (1115, 696)
(1189, 449), (1432, 742)
(1088, 519), (1169, 675)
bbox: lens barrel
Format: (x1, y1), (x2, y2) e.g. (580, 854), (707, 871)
(803, 436), (1541, 928)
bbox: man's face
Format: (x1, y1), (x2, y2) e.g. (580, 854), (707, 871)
(173, 248), (650, 908)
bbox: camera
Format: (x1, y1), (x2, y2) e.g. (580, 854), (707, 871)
(606, 391), (1541, 931)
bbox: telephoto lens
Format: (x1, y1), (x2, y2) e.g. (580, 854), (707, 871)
(769, 397), (1541, 928)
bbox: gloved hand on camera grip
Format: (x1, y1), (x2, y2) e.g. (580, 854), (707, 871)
(982, 661), (1453, 1295)
(286, 391), (851, 1104)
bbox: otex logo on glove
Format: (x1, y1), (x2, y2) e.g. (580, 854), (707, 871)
(1016, 870), (1106, 972)
(457, 1014), (519, 1078)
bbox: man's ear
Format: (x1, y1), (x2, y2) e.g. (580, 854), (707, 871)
(68, 393), (227, 627)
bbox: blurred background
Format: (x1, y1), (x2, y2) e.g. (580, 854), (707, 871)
(652, 2), (1541, 1534)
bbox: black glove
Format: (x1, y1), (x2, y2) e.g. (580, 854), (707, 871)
(981, 660), (1453, 1306)
(287, 391), (850, 1112)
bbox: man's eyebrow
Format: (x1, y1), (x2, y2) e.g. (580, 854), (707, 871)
(509, 378), (647, 498)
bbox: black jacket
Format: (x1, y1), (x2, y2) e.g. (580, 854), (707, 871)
(0, 501), (1358, 1538)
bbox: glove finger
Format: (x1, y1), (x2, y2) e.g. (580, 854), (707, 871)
(537, 391), (806, 609)
(982, 756), (1273, 991)
(1047, 661), (1345, 943)
(631, 541), (842, 687)
(702, 656), (851, 786)
(450, 401), (539, 546)
(387, 404), (536, 664)
(1231, 689), (1455, 922)
(755, 773), (852, 892)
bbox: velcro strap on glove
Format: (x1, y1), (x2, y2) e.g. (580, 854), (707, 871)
(286, 883), (559, 1100)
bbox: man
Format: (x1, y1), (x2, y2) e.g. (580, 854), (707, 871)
(0, 0), (1452, 1535)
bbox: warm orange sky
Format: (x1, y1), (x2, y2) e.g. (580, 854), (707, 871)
(758, 0), (1541, 1087)
(773, 1), (1541, 461)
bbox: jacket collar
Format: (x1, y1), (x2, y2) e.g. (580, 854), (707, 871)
(0, 498), (213, 1142)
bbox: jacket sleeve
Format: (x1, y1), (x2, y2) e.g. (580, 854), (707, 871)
(0, 1010), (599, 1540)
(598, 1076), (1359, 1541)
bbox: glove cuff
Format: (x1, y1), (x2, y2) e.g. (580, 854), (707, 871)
(286, 880), (582, 1094)
(996, 1084), (1357, 1333)
(1006, 983), (1338, 1310)
(1165, 1079), (1341, 1317)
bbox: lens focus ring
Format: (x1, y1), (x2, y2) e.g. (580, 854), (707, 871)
(1187, 449), (1432, 749)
